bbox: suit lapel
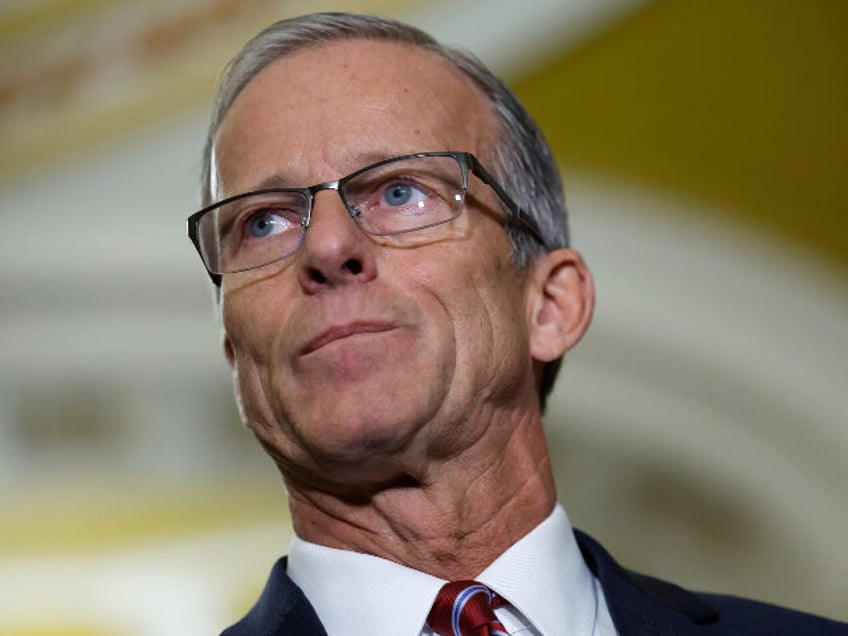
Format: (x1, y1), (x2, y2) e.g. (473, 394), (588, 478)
(221, 557), (328, 636)
(574, 530), (725, 635)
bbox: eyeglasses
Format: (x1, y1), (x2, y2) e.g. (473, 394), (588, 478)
(187, 151), (544, 283)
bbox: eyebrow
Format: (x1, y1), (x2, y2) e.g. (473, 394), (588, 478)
(240, 150), (417, 193)
(251, 173), (300, 191)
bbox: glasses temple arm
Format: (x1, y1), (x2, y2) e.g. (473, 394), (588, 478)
(466, 155), (547, 247)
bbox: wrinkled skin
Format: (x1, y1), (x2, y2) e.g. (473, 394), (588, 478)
(213, 39), (594, 577)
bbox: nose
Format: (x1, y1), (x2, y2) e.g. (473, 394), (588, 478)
(296, 189), (377, 293)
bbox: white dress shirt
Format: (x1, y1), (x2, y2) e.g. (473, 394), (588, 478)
(287, 504), (618, 635)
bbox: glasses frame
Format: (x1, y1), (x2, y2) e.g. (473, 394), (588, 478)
(187, 151), (545, 284)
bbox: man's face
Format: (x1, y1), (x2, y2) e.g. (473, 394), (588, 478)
(214, 39), (541, 492)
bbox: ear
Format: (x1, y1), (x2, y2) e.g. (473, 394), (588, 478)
(526, 248), (595, 362)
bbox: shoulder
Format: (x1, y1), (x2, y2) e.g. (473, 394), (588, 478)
(574, 530), (848, 635)
(700, 592), (848, 635)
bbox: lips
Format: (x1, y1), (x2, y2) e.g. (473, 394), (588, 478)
(301, 322), (397, 355)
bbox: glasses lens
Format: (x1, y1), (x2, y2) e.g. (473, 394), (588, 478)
(342, 155), (465, 236)
(197, 190), (309, 274)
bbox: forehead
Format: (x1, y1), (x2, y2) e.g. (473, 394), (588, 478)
(214, 38), (497, 191)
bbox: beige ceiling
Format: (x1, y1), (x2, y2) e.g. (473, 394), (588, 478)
(0, 0), (431, 180)
(2, 0), (845, 275)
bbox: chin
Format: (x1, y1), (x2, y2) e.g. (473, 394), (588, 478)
(264, 426), (423, 501)
(306, 413), (418, 460)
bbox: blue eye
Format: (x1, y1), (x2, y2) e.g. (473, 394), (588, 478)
(248, 212), (289, 238)
(382, 182), (428, 209)
(385, 183), (413, 206)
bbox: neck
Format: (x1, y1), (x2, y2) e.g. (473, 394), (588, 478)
(284, 410), (557, 580)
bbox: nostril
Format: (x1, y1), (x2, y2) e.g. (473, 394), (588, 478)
(344, 258), (363, 275)
(306, 259), (362, 286)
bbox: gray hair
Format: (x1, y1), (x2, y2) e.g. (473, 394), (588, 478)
(200, 11), (569, 407)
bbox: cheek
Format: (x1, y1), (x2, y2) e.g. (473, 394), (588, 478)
(463, 274), (527, 368)
(221, 275), (291, 358)
(418, 241), (530, 390)
(220, 285), (289, 419)
(224, 303), (306, 459)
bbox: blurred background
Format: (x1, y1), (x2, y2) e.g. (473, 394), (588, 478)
(1, 0), (846, 633)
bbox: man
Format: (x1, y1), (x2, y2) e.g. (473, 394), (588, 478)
(187, 12), (847, 636)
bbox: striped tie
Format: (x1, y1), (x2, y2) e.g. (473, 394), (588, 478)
(427, 580), (511, 636)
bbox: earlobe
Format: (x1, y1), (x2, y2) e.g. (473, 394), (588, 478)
(527, 248), (595, 362)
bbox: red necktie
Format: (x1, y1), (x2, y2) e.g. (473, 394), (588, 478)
(427, 580), (511, 636)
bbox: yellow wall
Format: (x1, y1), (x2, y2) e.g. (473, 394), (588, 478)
(514, 0), (848, 271)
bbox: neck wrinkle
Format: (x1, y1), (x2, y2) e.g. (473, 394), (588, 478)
(286, 408), (557, 580)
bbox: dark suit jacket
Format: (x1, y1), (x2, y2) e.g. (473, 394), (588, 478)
(221, 530), (847, 635)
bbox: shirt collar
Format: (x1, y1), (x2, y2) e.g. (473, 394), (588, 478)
(477, 504), (601, 635)
(287, 535), (445, 635)
(286, 503), (598, 636)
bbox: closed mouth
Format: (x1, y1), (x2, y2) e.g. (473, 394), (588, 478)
(301, 323), (396, 355)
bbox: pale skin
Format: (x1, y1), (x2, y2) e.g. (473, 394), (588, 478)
(213, 39), (595, 580)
